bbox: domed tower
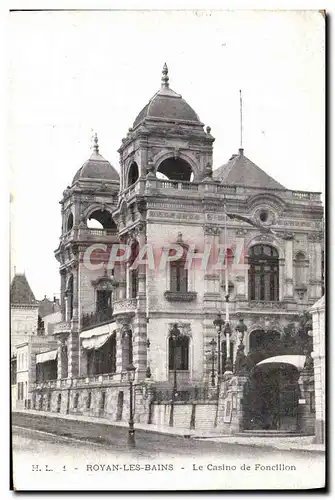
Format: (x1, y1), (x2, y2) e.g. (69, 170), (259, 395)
(54, 134), (120, 379)
(118, 63), (215, 189)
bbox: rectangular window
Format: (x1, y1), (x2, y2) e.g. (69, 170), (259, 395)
(170, 263), (188, 293)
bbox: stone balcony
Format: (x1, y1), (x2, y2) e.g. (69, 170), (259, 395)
(121, 178), (322, 203)
(72, 373), (116, 387)
(113, 298), (138, 316)
(61, 227), (118, 245)
(233, 300), (298, 315)
(53, 321), (71, 336)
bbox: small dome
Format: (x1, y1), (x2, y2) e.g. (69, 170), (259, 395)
(72, 134), (119, 184)
(133, 63), (201, 128)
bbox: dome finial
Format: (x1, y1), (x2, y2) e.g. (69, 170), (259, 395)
(161, 62), (169, 88)
(93, 132), (99, 154)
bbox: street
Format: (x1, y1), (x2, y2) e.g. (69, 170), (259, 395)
(11, 421), (325, 491)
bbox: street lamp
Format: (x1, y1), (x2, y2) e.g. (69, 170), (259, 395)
(169, 323), (181, 427)
(213, 313), (225, 378)
(126, 362), (136, 448)
(209, 338), (217, 387)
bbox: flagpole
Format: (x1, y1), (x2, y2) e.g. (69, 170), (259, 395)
(239, 89), (243, 150)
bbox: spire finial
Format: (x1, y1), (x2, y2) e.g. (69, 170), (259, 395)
(93, 132), (99, 154)
(161, 62), (169, 88)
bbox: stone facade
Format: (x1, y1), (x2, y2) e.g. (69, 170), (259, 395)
(30, 65), (324, 435)
(310, 296), (325, 444)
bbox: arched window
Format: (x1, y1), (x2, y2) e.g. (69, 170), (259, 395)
(128, 161), (139, 187)
(248, 245), (279, 301)
(65, 275), (73, 320)
(169, 335), (189, 371)
(86, 209), (117, 231)
(157, 157), (194, 182)
(129, 241), (139, 298)
(66, 213), (73, 232)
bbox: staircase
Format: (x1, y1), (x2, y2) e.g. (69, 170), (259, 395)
(238, 429), (313, 437)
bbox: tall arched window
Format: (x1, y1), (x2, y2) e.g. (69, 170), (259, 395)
(169, 335), (189, 371)
(128, 161), (139, 187)
(129, 241), (139, 298)
(248, 245), (279, 301)
(66, 275), (74, 320)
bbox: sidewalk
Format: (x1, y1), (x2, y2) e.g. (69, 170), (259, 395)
(14, 410), (325, 453)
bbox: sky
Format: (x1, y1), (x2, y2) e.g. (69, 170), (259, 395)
(8, 10), (325, 300)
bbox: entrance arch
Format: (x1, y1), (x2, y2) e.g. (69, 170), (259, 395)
(243, 362), (300, 431)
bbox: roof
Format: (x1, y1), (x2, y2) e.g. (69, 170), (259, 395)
(310, 295), (325, 312)
(10, 274), (37, 306)
(72, 133), (119, 184)
(72, 151), (120, 184)
(213, 149), (286, 190)
(133, 63), (201, 128)
(38, 297), (61, 318)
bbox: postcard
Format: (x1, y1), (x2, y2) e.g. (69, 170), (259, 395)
(9, 8), (326, 491)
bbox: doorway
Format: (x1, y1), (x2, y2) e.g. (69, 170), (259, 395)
(243, 363), (300, 431)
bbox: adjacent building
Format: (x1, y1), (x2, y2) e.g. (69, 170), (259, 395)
(11, 275), (60, 410)
(28, 65), (324, 434)
(310, 295), (325, 444)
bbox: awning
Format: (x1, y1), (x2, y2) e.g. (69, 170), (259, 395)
(36, 349), (58, 364)
(256, 355), (306, 371)
(80, 322), (117, 350)
(82, 333), (111, 350)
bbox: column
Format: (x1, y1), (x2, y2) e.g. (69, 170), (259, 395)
(118, 242), (127, 300)
(60, 270), (66, 320)
(72, 263), (79, 321)
(67, 332), (79, 379)
(57, 340), (68, 379)
(136, 224), (146, 296)
(284, 238), (294, 299)
(132, 313), (147, 382)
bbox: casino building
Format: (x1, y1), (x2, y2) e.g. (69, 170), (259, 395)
(31, 64), (324, 435)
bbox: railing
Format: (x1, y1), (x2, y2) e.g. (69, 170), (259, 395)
(121, 178), (321, 202)
(216, 185), (237, 194)
(72, 373), (115, 387)
(248, 301), (288, 310)
(53, 321), (71, 334)
(83, 228), (118, 237)
(113, 298), (137, 315)
(81, 307), (114, 331)
(33, 379), (58, 390)
(159, 180), (199, 191)
(151, 386), (217, 403)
